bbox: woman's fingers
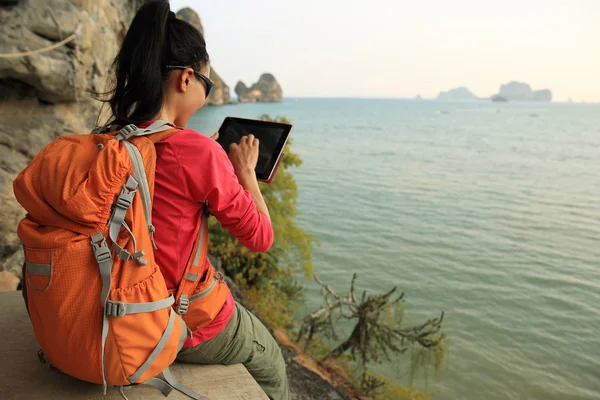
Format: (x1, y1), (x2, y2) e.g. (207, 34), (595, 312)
(245, 134), (258, 147)
(239, 134), (259, 147)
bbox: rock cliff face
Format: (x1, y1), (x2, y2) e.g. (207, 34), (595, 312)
(176, 7), (230, 106)
(0, 0), (150, 280)
(235, 73), (283, 103)
(0, 2), (237, 283)
(207, 67), (231, 106)
(493, 81), (552, 102)
(176, 7), (204, 35)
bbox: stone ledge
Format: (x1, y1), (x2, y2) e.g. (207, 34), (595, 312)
(0, 291), (268, 400)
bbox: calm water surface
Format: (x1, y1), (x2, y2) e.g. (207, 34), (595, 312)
(190, 98), (600, 400)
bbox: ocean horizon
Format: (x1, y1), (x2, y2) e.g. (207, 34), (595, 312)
(227, 96), (600, 105)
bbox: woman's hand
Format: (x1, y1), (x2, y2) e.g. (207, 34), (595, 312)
(228, 134), (270, 221)
(228, 134), (259, 176)
(211, 131), (219, 140)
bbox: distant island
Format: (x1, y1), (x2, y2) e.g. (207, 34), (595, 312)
(435, 81), (552, 102)
(436, 86), (478, 101)
(493, 81), (552, 102)
(235, 73), (283, 103)
(177, 8), (282, 105)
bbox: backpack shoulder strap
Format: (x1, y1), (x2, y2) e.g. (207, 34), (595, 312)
(117, 121), (214, 315)
(147, 128), (181, 144)
(115, 120), (175, 141)
(173, 208), (210, 314)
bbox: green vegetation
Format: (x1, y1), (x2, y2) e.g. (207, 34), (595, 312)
(209, 114), (317, 286)
(300, 336), (433, 400)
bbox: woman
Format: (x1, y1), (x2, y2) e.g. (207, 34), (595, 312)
(99, 1), (290, 399)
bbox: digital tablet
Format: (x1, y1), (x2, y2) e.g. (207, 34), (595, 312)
(216, 117), (292, 182)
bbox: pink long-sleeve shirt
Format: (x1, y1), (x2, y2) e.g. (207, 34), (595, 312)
(144, 122), (274, 348)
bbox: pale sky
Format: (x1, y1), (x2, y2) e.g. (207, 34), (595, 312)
(169, 0), (600, 102)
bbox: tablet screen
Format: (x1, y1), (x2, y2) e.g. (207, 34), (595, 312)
(217, 117), (291, 180)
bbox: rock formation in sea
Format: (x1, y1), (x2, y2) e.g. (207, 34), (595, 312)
(493, 81), (552, 102)
(491, 95), (508, 102)
(436, 86), (478, 101)
(176, 8), (230, 106)
(235, 73), (283, 103)
(532, 89), (552, 102)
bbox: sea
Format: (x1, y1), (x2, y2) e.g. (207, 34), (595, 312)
(188, 98), (600, 400)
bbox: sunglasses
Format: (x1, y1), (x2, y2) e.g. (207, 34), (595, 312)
(165, 65), (214, 98)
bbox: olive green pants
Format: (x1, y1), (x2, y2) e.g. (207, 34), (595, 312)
(177, 302), (291, 400)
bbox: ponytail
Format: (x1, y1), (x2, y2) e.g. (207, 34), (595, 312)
(99, 0), (209, 126)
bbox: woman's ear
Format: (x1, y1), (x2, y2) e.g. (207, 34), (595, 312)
(175, 69), (194, 93)
(179, 71), (187, 93)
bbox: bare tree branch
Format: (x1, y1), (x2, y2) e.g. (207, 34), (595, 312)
(295, 273), (446, 379)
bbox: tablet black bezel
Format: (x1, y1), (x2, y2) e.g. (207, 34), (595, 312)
(217, 116), (292, 181)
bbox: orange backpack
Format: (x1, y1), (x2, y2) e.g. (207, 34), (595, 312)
(13, 120), (230, 399)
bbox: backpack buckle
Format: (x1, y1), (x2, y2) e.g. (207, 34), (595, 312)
(91, 234), (111, 264)
(116, 186), (136, 210)
(177, 295), (189, 315)
(106, 301), (127, 318)
(115, 124), (140, 141)
(116, 196), (132, 210)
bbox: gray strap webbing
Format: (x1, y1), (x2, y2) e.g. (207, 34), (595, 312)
(162, 367), (209, 400)
(91, 233), (113, 394)
(113, 242), (131, 261)
(142, 378), (174, 397)
(122, 141), (154, 246)
(188, 278), (217, 302)
(25, 262), (51, 275)
(128, 307), (176, 384)
(118, 386), (130, 400)
(121, 220), (146, 265)
(109, 176), (138, 261)
(185, 273), (199, 282)
(143, 120), (174, 134)
(192, 214), (208, 265)
(106, 295), (174, 318)
(115, 120), (173, 141)
(127, 316), (202, 400)
(177, 315), (188, 352)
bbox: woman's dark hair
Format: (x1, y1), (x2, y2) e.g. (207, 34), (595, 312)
(99, 0), (209, 126)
